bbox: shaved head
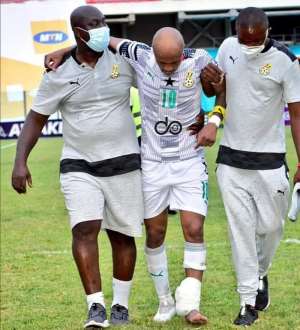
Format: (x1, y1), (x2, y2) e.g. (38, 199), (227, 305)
(236, 7), (269, 47)
(237, 7), (269, 31)
(70, 5), (105, 29)
(152, 27), (185, 76)
(152, 27), (184, 58)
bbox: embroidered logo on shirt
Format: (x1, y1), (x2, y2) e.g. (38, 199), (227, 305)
(69, 78), (80, 86)
(229, 55), (238, 64)
(111, 64), (120, 79)
(164, 77), (175, 86)
(259, 64), (272, 76)
(183, 70), (194, 88)
(147, 71), (154, 80)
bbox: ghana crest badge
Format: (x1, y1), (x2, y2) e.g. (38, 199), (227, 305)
(183, 70), (194, 88)
(259, 64), (272, 76)
(111, 64), (120, 79)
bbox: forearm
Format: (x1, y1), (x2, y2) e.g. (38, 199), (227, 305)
(289, 102), (300, 162)
(215, 90), (226, 109)
(201, 78), (215, 97)
(109, 36), (126, 50)
(14, 110), (49, 165)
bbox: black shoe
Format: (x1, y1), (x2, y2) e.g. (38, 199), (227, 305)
(255, 275), (270, 311)
(110, 304), (129, 325)
(84, 303), (109, 328)
(233, 305), (258, 326)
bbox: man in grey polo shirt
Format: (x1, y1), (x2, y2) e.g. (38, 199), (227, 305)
(199, 7), (300, 327)
(11, 5), (143, 329)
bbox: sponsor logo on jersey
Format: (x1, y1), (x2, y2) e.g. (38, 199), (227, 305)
(154, 116), (182, 135)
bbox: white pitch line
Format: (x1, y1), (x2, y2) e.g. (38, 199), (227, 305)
(0, 142), (16, 150)
(284, 238), (300, 244)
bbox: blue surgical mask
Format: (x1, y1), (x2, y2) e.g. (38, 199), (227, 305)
(78, 26), (110, 53)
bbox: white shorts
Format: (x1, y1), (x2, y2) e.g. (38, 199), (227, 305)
(60, 170), (144, 237)
(142, 156), (208, 219)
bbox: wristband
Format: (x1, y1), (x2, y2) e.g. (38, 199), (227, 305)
(212, 105), (226, 118)
(208, 115), (221, 128)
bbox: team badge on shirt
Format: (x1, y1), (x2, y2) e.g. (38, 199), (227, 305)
(111, 64), (120, 79)
(183, 70), (194, 88)
(259, 64), (272, 76)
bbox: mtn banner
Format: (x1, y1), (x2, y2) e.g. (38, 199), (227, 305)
(31, 20), (71, 54)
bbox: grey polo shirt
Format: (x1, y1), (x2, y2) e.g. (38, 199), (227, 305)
(32, 48), (140, 175)
(216, 37), (300, 169)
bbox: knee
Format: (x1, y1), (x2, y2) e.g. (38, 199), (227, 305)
(184, 222), (204, 243)
(259, 218), (284, 236)
(146, 224), (166, 247)
(109, 231), (136, 251)
(72, 221), (100, 242)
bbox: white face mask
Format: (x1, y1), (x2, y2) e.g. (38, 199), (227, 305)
(240, 30), (268, 57)
(77, 26), (110, 53)
(240, 43), (265, 56)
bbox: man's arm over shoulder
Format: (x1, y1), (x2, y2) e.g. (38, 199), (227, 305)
(112, 38), (151, 69)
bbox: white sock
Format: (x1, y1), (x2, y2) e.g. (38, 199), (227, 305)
(111, 278), (132, 309)
(145, 244), (171, 300)
(86, 292), (105, 311)
(183, 241), (206, 271)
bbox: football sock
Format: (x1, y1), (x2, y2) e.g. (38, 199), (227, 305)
(145, 244), (171, 299)
(111, 278), (132, 309)
(86, 291), (105, 310)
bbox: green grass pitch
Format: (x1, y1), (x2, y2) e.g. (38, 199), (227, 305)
(1, 129), (299, 329)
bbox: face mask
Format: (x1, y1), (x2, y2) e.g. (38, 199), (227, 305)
(240, 44), (265, 56)
(78, 26), (110, 53)
(240, 30), (268, 57)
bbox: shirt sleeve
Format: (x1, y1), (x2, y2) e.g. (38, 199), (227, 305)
(31, 72), (61, 115)
(282, 59), (300, 103)
(215, 39), (227, 71)
(116, 40), (151, 70)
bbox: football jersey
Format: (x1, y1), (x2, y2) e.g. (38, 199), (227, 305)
(117, 40), (212, 162)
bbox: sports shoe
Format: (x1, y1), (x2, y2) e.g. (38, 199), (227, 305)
(153, 295), (176, 322)
(255, 275), (270, 311)
(233, 305), (258, 326)
(84, 303), (109, 328)
(110, 304), (129, 325)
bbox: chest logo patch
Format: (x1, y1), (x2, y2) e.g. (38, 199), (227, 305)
(111, 64), (120, 79)
(259, 64), (272, 76)
(183, 70), (194, 88)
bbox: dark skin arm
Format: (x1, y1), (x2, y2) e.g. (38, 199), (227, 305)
(44, 46), (74, 71)
(200, 62), (224, 97)
(12, 110), (49, 193)
(288, 102), (300, 184)
(44, 36), (125, 70)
